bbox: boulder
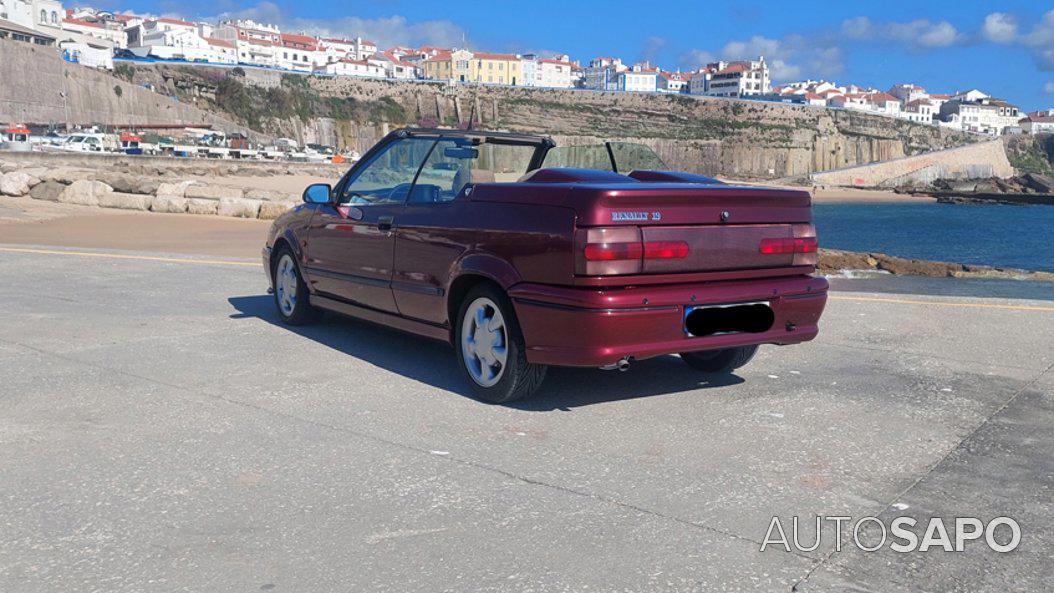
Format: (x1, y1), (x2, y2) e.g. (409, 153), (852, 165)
(155, 180), (198, 199)
(258, 201), (296, 220)
(872, 253), (962, 277)
(185, 184), (243, 201)
(816, 249), (877, 274)
(217, 197), (261, 218)
(973, 179), (1002, 194)
(97, 191), (151, 210)
(1021, 172), (1054, 194)
(29, 180), (66, 202)
(58, 179), (113, 206)
(94, 172), (160, 195)
(946, 180), (977, 193)
(1, 171), (40, 196)
(245, 188), (296, 202)
(42, 168), (93, 184)
(186, 198), (219, 215)
(149, 195), (189, 214)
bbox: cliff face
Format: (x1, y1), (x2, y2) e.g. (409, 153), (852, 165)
(0, 42), (976, 180)
(0, 40), (266, 142)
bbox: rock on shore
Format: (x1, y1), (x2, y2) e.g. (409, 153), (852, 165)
(818, 249), (1054, 282)
(0, 157), (308, 221)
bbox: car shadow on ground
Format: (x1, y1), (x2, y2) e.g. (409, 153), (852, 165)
(228, 294), (744, 410)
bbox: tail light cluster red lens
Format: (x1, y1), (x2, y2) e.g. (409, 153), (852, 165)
(758, 237), (818, 254)
(577, 227), (689, 275)
(761, 224), (819, 267)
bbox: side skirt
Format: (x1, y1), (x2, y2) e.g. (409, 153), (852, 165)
(310, 294), (452, 343)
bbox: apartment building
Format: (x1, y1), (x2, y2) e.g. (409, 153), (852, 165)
(902, 98), (936, 124)
(422, 49), (522, 85)
(615, 65), (658, 92)
(1019, 110), (1054, 134)
(703, 57), (770, 97)
(940, 97), (1020, 135)
(582, 57), (626, 91)
(538, 57), (574, 88)
(658, 71), (687, 93)
(317, 58), (384, 77)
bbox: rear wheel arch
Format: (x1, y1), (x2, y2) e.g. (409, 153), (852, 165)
(445, 254), (522, 331)
(447, 274), (503, 339)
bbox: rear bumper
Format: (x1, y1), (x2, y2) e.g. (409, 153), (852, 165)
(509, 275), (828, 367)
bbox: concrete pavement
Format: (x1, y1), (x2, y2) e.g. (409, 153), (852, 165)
(0, 244), (1051, 592)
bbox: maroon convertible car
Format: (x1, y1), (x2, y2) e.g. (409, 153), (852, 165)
(263, 128), (828, 402)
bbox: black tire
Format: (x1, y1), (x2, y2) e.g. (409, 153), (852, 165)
(680, 345), (759, 373)
(272, 246), (320, 326)
(454, 283), (547, 403)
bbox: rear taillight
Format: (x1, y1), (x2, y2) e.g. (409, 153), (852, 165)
(759, 237), (817, 254)
(761, 225), (818, 267)
(644, 241), (689, 259)
(584, 242), (643, 261)
(577, 228), (690, 275)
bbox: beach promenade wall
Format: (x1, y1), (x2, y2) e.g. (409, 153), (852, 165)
(809, 138), (1013, 187)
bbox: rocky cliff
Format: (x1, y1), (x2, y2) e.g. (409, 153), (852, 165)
(1, 40), (976, 179)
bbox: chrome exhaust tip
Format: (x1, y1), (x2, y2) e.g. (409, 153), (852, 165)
(600, 357), (632, 372)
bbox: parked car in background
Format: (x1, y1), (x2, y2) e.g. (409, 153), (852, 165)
(263, 128), (828, 402)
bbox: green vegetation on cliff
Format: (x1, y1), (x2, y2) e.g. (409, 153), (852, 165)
(1007, 135), (1054, 174)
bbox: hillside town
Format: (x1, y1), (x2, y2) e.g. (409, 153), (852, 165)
(1, 0), (1052, 137)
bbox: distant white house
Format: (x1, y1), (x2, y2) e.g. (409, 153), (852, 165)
(538, 57), (575, 88)
(59, 39), (112, 68)
(616, 65), (658, 92)
(902, 98), (936, 124)
(369, 50), (417, 79)
(657, 71), (687, 93)
(316, 58), (385, 78)
(1020, 110), (1054, 134)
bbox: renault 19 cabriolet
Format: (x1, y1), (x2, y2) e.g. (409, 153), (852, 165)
(263, 128), (828, 402)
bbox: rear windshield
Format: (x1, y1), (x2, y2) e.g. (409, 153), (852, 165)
(541, 142), (666, 173)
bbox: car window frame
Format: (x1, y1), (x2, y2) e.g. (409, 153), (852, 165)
(334, 135), (440, 207)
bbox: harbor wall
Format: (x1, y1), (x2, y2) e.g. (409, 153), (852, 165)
(809, 139), (1014, 187)
(0, 40), (268, 142)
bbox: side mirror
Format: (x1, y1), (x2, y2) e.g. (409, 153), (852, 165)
(303, 183), (332, 204)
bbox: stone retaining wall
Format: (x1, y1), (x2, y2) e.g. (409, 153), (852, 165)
(810, 138), (1013, 187)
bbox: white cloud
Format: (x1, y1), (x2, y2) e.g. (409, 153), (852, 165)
(841, 17), (963, 49)
(982, 12), (1018, 43)
(1023, 9), (1054, 47)
(1045, 81), (1054, 93)
(716, 34), (843, 82)
(201, 1), (467, 49)
(679, 49), (716, 69)
(640, 35), (666, 64)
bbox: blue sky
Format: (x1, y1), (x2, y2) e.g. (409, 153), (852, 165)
(119, 0), (1054, 110)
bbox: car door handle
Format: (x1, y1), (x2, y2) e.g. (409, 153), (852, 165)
(377, 216), (394, 232)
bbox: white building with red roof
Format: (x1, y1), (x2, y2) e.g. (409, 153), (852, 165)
(1020, 110), (1054, 134)
(538, 56), (575, 88)
(902, 98), (936, 124)
(702, 57), (769, 97)
(369, 48), (418, 79)
(126, 17), (237, 64)
(317, 57), (385, 78)
(615, 63), (658, 93)
(213, 20), (281, 67)
(658, 71), (687, 93)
